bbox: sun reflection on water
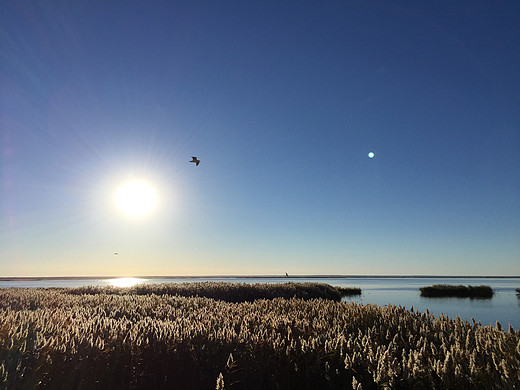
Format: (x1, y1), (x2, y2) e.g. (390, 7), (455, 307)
(108, 278), (146, 288)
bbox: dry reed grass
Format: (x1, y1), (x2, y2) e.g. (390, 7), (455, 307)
(62, 281), (361, 302)
(420, 285), (494, 298)
(0, 284), (518, 389)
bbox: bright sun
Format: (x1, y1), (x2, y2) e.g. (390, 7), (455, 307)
(114, 179), (158, 217)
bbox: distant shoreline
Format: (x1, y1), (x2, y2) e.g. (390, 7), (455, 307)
(1, 275), (519, 281)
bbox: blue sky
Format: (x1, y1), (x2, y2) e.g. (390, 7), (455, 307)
(1, 1), (519, 276)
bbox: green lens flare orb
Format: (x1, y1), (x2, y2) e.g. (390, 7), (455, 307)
(368, 152), (375, 158)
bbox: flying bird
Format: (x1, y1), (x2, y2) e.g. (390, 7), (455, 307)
(190, 156), (200, 166)
(114, 253), (119, 255)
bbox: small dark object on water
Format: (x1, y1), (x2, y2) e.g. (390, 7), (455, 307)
(420, 284), (493, 298)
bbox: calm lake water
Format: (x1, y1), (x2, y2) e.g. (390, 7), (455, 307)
(1, 277), (518, 329)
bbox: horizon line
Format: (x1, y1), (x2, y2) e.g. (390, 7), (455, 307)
(1, 274), (519, 281)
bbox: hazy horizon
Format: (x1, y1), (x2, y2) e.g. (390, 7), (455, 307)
(2, 274), (519, 280)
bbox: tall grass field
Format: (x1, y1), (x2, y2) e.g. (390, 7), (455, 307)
(1, 282), (519, 389)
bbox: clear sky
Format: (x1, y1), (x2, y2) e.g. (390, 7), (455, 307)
(1, 1), (519, 277)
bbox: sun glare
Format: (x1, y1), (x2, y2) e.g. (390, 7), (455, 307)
(108, 278), (146, 287)
(114, 179), (158, 217)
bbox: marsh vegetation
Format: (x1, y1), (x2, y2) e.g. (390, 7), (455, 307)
(63, 281), (361, 302)
(419, 284), (494, 298)
(0, 283), (518, 389)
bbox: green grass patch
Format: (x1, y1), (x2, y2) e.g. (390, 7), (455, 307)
(420, 284), (493, 298)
